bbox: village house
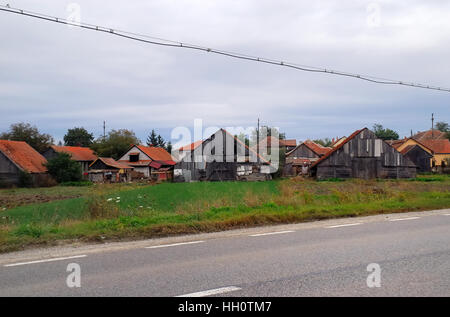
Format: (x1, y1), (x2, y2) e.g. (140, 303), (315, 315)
(310, 128), (417, 179)
(118, 144), (175, 181)
(0, 140), (50, 186)
(88, 157), (133, 183)
(42, 145), (97, 176)
(174, 129), (273, 182)
(390, 137), (450, 172)
(284, 140), (332, 176)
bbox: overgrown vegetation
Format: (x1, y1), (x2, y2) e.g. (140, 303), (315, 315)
(44, 152), (82, 183)
(0, 174), (449, 253)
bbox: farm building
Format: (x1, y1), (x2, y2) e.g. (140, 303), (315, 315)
(174, 129), (273, 182)
(400, 145), (433, 173)
(284, 141), (332, 176)
(390, 137), (450, 171)
(310, 128), (417, 179)
(118, 145), (175, 181)
(0, 140), (50, 186)
(42, 145), (97, 175)
(412, 129), (447, 141)
(88, 157), (133, 183)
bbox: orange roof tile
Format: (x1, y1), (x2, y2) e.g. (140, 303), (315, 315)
(51, 145), (97, 161)
(303, 140), (332, 156)
(0, 140), (47, 173)
(419, 139), (450, 154)
(136, 145), (174, 161)
(178, 140), (203, 151)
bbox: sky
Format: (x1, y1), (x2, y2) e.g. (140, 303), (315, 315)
(0, 0), (449, 147)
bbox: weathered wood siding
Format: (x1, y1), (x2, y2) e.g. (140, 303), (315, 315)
(286, 144), (319, 160)
(0, 151), (21, 185)
(315, 129), (417, 179)
(403, 146), (432, 173)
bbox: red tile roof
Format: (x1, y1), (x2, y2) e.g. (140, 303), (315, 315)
(136, 145), (174, 162)
(0, 140), (47, 173)
(303, 140), (332, 156)
(311, 129), (365, 168)
(91, 157), (133, 170)
(419, 139), (450, 154)
(178, 140), (203, 151)
(412, 129), (447, 141)
(51, 145), (97, 161)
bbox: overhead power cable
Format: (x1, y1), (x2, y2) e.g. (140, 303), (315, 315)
(1, 4), (450, 93)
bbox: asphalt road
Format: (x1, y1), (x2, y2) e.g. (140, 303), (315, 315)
(1, 209), (450, 297)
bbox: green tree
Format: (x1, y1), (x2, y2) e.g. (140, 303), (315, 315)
(64, 127), (94, 147)
(372, 124), (399, 140)
(156, 135), (166, 148)
(0, 122), (54, 152)
(147, 130), (158, 146)
(91, 129), (141, 160)
(313, 138), (332, 147)
(45, 152), (82, 183)
(435, 121), (449, 132)
(166, 141), (173, 154)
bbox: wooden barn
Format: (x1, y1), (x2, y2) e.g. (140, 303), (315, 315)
(118, 145), (175, 181)
(42, 145), (97, 176)
(0, 140), (50, 187)
(174, 129), (273, 182)
(284, 141), (331, 176)
(88, 157), (133, 183)
(400, 145), (433, 173)
(310, 128), (417, 180)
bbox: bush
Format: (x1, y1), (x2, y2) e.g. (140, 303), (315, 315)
(45, 153), (82, 183)
(18, 171), (33, 188)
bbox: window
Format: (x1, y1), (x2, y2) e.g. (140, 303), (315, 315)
(129, 154), (139, 162)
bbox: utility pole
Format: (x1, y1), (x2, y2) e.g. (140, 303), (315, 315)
(103, 121), (106, 140)
(431, 113), (434, 138)
(257, 118), (260, 163)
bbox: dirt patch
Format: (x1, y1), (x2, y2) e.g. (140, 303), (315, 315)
(0, 194), (82, 210)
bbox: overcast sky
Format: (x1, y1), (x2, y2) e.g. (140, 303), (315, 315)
(0, 0), (449, 146)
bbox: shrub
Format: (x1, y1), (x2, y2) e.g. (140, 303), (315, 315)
(60, 181), (93, 187)
(45, 153), (82, 183)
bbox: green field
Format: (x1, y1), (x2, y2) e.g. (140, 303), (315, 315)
(1, 175), (449, 253)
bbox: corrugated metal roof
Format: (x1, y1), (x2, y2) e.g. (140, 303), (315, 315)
(51, 145), (97, 161)
(0, 140), (48, 173)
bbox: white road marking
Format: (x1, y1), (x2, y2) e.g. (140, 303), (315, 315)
(326, 223), (362, 229)
(4, 255), (87, 267)
(176, 286), (242, 297)
(442, 214), (450, 216)
(145, 241), (204, 249)
(249, 230), (295, 237)
(388, 217), (421, 222)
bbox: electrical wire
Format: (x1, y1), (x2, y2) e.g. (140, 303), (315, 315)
(1, 4), (449, 93)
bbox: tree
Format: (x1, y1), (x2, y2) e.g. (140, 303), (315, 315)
(372, 124), (399, 140)
(435, 121), (449, 132)
(0, 122), (54, 153)
(64, 127), (94, 147)
(166, 141), (173, 154)
(146, 130), (158, 146)
(91, 129), (141, 160)
(313, 138), (332, 147)
(250, 126), (286, 144)
(157, 135), (166, 148)
(45, 152), (82, 183)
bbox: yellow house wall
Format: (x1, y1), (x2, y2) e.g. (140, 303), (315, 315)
(433, 154), (450, 167)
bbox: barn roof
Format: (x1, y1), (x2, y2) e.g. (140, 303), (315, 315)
(412, 129), (447, 141)
(311, 128), (365, 168)
(400, 145), (433, 157)
(0, 140), (47, 173)
(419, 139), (450, 154)
(178, 140), (203, 151)
(51, 145), (97, 161)
(90, 157), (133, 170)
(136, 145), (175, 162)
(286, 140), (332, 157)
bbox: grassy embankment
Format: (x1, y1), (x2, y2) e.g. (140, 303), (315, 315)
(0, 174), (449, 253)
